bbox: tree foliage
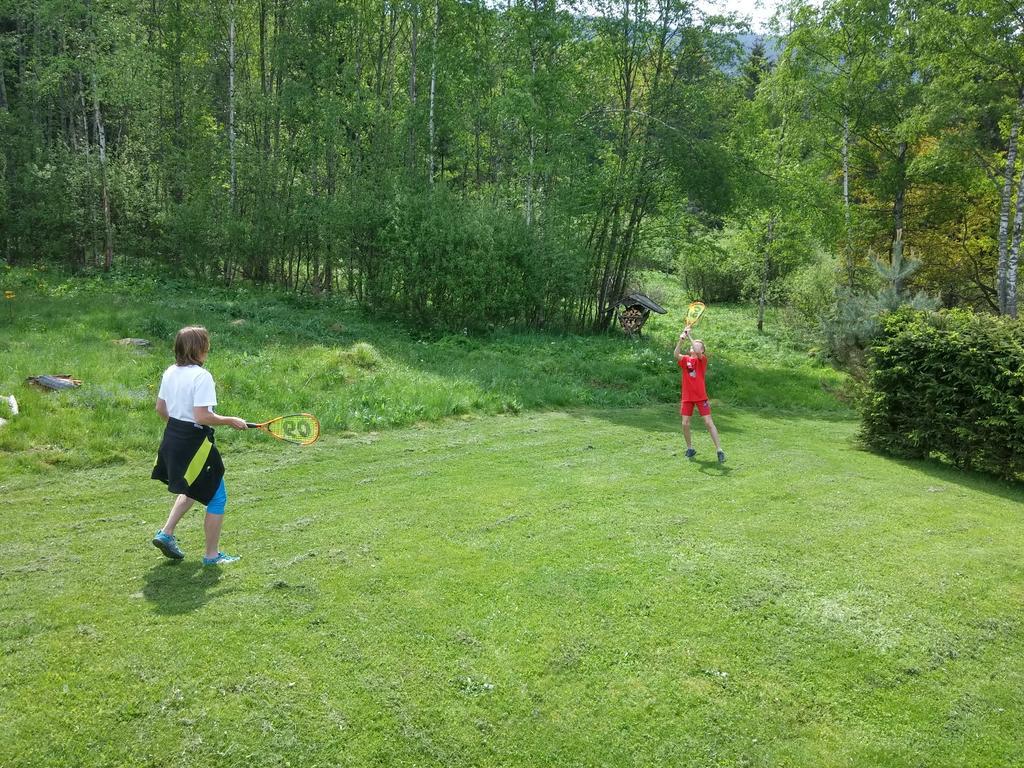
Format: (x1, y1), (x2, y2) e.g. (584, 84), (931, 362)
(1, 0), (1023, 331)
(0, 0), (737, 331)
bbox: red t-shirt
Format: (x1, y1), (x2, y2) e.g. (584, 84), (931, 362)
(678, 354), (708, 402)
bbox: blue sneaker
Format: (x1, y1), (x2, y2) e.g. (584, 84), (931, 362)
(717, 450), (726, 464)
(202, 552), (240, 566)
(152, 531), (184, 560)
(684, 448), (696, 460)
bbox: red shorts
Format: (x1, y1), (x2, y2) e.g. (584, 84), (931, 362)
(680, 399), (711, 417)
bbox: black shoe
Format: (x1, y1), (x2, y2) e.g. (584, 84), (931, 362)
(717, 450), (726, 464)
(684, 448), (696, 460)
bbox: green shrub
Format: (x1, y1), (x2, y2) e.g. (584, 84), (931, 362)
(361, 187), (588, 332)
(785, 256), (838, 326)
(676, 232), (745, 303)
(862, 308), (1024, 480)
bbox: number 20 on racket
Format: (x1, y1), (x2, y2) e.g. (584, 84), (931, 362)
(246, 413), (321, 446)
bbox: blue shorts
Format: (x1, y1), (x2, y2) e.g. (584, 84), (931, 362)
(206, 479), (227, 515)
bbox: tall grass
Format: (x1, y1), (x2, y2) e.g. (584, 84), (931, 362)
(0, 266), (850, 473)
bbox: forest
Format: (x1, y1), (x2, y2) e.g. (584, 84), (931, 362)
(1, 0), (1022, 341)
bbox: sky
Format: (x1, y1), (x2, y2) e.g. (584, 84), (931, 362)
(699, 0), (778, 33)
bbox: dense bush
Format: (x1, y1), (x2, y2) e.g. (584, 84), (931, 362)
(784, 255), (838, 326)
(677, 220), (823, 309)
(364, 189), (588, 332)
(675, 223), (773, 304)
(677, 233), (745, 303)
(862, 308), (1024, 480)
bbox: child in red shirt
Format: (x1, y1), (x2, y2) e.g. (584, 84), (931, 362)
(674, 325), (724, 463)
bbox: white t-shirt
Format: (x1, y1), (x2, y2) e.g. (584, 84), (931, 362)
(158, 365), (217, 423)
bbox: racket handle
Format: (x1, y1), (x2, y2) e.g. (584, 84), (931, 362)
(245, 422), (258, 429)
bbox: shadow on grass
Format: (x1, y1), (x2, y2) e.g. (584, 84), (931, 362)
(877, 453), (1024, 506)
(576, 405), (684, 435)
(579, 404), (764, 438)
(142, 560), (233, 615)
(694, 456), (734, 477)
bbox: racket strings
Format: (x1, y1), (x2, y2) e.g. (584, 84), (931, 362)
(266, 414), (320, 445)
(686, 301), (706, 325)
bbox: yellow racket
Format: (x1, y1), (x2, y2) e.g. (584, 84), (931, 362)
(246, 413), (321, 446)
(685, 301), (706, 327)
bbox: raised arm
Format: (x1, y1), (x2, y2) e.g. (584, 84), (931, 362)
(674, 326), (691, 361)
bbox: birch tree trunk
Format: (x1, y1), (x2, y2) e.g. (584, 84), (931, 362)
(0, 59), (6, 264)
(78, 74), (89, 157)
(408, 2), (419, 173)
(228, 2), (237, 213)
(525, 0), (540, 227)
(91, 73), (113, 271)
(842, 112), (852, 285)
(757, 113), (787, 333)
(383, 5), (398, 110)
(526, 32), (537, 226)
(75, 73), (92, 266)
(259, 0), (270, 159)
(891, 141), (908, 258)
(526, 129), (535, 226)
(757, 216), (776, 333)
(1007, 164), (1024, 318)
(273, 0), (285, 155)
(168, 0), (185, 206)
(997, 95), (1022, 314)
(223, 1), (237, 284)
(427, 0), (439, 184)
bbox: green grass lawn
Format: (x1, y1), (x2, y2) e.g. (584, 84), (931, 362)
(2, 270), (1020, 766)
(2, 406), (1022, 767)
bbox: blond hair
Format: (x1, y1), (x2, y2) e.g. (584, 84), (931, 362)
(174, 326), (210, 366)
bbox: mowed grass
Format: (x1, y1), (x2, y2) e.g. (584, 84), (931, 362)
(0, 268), (848, 474)
(2, 407), (1023, 767)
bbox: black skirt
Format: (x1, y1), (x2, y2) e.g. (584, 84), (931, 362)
(151, 417), (225, 505)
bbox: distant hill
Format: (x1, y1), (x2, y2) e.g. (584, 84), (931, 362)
(735, 33), (783, 63)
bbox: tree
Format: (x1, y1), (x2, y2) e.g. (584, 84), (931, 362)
(576, 0), (737, 330)
(915, 0), (1024, 317)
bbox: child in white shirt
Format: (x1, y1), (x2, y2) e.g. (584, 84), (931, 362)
(151, 326), (248, 565)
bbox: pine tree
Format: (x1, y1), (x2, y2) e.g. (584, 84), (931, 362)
(742, 39), (771, 101)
